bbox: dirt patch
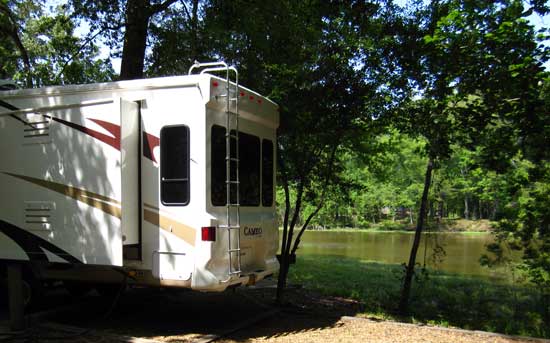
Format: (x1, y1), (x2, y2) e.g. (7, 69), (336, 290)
(423, 218), (494, 232)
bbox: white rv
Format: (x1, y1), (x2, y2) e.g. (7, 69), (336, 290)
(0, 62), (279, 298)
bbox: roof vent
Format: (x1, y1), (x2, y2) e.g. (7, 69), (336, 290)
(0, 79), (18, 91)
(23, 114), (51, 144)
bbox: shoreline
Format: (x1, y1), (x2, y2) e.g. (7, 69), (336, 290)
(279, 227), (492, 234)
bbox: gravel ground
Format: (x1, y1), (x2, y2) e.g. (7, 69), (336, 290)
(223, 315), (548, 343)
(0, 284), (548, 343)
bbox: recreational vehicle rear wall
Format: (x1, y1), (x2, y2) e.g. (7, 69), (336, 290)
(0, 63), (279, 297)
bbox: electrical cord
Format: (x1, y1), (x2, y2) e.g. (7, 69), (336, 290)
(102, 274), (128, 320)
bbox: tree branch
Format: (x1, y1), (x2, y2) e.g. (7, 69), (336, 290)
(54, 23), (124, 81)
(150, 0), (178, 15)
(180, 0), (192, 21)
(0, 3), (33, 87)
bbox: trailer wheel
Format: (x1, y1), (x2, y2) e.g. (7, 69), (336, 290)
(21, 269), (44, 309)
(64, 281), (93, 297)
(0, 277), (7, 307)
(95, 283), (124, 298)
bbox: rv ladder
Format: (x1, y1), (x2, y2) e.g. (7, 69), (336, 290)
(189, 61), (242, 278)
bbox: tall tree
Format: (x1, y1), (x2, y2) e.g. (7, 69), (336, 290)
(69, 0), (178, 80)
(396, 0), (550, 314)
(119, 0), (177, 79)
(147, 0), (206, 76)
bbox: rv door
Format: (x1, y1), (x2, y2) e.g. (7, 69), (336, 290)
(120, 98), (141, 259)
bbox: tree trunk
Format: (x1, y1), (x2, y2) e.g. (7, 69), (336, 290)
(276, 181), (303, 304)
(464, 194), (469, 220)
(120, 0), (151, 80)
(190, 0), (199, 59)
(398, 158), (434, 315)
(479, 199), (483, 219)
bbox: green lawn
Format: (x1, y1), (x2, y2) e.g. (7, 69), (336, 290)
(287, 254), (550, 338)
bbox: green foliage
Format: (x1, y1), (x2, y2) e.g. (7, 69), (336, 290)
(289, 255), (549, 338)
(294, 131), (428, 229)
(1, 0), (114, 86)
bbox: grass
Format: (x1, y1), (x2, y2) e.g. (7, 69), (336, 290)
(287, 254), (550, 338)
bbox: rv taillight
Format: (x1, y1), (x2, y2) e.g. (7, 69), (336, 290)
(201, 226), (216, 241)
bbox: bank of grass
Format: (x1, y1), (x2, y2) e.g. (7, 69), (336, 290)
(287, 254), (549, 338)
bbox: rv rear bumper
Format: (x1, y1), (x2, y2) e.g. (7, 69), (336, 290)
(191, 258), (279, 292)
(194, 269), (274, 292)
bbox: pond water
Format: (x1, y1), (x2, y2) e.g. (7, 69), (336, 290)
(297, 230), (512, 278)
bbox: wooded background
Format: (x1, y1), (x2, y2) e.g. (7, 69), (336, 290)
(2, 0), (549, 314)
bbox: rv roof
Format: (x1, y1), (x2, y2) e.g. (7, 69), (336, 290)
(0, 74), (276, 108)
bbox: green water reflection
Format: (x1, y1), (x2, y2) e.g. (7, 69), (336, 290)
(298, 231), (511, 278)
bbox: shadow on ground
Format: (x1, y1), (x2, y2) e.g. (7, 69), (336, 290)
(1, 281), (363, 342)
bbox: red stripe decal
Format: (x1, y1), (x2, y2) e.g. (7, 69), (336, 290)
(48, 116), (159, 162)
(50, 116), (120, 151)
(88, 118), (121, 141)
(143, 132), (160, 163)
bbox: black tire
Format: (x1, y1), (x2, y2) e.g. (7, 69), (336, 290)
(64, 281), (93, 297)
(22, 268), (44, 310)
(0, 264), (43, 310)
(95, 283), (124, 298)
(0, 276), (7, 307)
(0, 264), (7, 307)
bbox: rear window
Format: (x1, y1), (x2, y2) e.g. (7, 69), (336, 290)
(211, 125), (271, 207)
(160, 125), (190, 206)
(262, 139), (274, 207)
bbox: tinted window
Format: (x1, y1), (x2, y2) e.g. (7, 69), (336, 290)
(211, 125), (230, 206)
(161, 125), (190, 205)
(239, 132), (260, 206)
(211, 125), (260, 206)
(262, 139), (274, 207)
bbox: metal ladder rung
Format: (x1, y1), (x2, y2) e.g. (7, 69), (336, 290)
(229, 270), (241, 275)
(226, 157), (239, 162)
(215, 95), (238, 101)
(218, 225), (240, 229)
(225, 180), (240, 184)
(226, 133), (239, 139)
(228, 248), (241, 253)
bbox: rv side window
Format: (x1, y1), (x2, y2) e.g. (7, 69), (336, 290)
(211, 125), (260, 206)
(160, 125), (190, 206)
(262, 139), (274, 207)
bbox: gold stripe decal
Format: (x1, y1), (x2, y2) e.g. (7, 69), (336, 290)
(3, 173), (121, 218)
(143, 207), (196, 246)
(3, 173), (196, 246)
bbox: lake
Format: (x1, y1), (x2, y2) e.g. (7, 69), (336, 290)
(297, 230), (511, 278)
